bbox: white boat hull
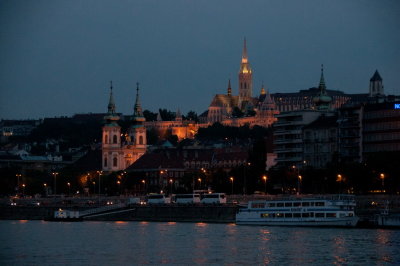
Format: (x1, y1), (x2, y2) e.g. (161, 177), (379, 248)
(236, 217), (359, 227)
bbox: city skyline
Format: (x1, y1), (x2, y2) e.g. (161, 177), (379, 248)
(1, 0), (399, 119)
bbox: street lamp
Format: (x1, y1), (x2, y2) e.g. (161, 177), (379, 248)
(297, 175), (302, 195)
(198, 178), (202, 189)
(380, 173), (385, 192)
(142, 179), (146, 195)
(117, 180), (121, 195)
(337, 174), (343, 193)
(243, 162), (251, 195)
(169, 179), (173, 193)
(96, 171), (103, 196)
(230, 177), (234, 195)
(16, 174), (22, 194)
(67, 182), (71, 196)
(52, 172), (58, 195)
(262, 175), (267, 194)
(22, 184), (26, 196)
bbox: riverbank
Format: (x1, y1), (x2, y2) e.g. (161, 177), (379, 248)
(1, 194), (399, 226)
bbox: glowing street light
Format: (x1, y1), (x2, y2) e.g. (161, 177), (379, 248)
(169, 178), (174, 193)
(117, 180), (121, 195)
(22, 184), (26, 196)
(230, 177), (234, 195)
(141, 179), (146, 194)
(380, 173), (385, 192)
(52, 172), (58, 195)
(16, 174), (22, 194)
(198, 178), (202, 189)
(96, 170), (103, 196)
(67, 182), (71, 195)
(262, 175), (267, 194)
(297, 175), (302, 195)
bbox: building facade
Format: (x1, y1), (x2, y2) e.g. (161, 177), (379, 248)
(362, 101), (400, 154)
(303, 115), (338, 168)
(102, 83), (147, 172)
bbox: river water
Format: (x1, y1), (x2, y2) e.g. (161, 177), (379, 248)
(0, 220), (399, 265)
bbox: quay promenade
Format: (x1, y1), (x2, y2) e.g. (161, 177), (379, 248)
(1, 194), (399, 225)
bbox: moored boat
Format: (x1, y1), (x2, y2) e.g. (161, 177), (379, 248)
(375, 201), (400, 228)
(45, 208), (83, 222)
(236, 195), (358, 227)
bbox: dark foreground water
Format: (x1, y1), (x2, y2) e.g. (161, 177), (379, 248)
(1, 221), (399, 265)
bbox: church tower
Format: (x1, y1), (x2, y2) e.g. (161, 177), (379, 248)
(238, 38), (253, 100)
(313, 65), (332, 111)
(102, 81), (121, 171)
(369, 70), (384, 97)
(128, 83), (147, 151)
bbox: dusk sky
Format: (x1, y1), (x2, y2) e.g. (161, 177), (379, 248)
(1, 0), (399, 119)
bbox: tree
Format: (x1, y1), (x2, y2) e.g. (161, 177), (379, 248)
(143, 110), (157, 121)
(232, 107), (244, 118)
(185, 111), (199, 122)
(158, 109), (175, 121)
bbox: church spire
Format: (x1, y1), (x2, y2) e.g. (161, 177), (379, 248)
(313, 64), (332, 111)
(260, 81), (266, 95)
(227, 79), (232, 96)
(318, 64), (327, 94)
(242, 37), (248, 64)
(107, 81), (116, 115)
(133, 82), (145, 122)
(238, 38), (252, 99)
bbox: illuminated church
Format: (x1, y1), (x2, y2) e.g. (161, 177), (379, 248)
(102, 82), (147, 172)
(205, 39), (279, 127)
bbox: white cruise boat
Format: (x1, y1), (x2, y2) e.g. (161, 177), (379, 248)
(236, 195), (358, 227)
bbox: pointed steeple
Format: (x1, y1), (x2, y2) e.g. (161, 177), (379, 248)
(238, 38), (252, 99)
(318, 64), (327, 94)
(107, 81), (116, 114)
(242, 37), (248, 64)
(175, 108), (182, 122)
(260, 82), (266, 95)
(369, 69), (384, 96)
(313, 64), (332, 111)
(227, 79), (232, 96)
(370, 70), (382, 82)
(133, 82), (145, 122)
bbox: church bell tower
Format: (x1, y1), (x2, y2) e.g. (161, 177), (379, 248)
(102, 81), (121, 171)
(128, 83), (147, 150)
(238, 38), (253, 101)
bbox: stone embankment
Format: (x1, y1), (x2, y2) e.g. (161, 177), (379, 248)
(0, 194), (399, 224)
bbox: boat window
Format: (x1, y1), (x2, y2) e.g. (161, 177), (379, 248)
(339, 213), (345, 218)
(293, 202), (301, 207)
(302, 202), (310, 207)
(251, 203), (265, 208)
(284, 213), (293, 218)
(276, 213), (283, 217)
(310, 202), (315, 206)
(277, 203), (284, 207)
(310, 213), (314, 217)
(293, 213), (301, 218)
(326, 213), (336, 218)
(261, 213), (270, 218)
(284, 202), (292, 207)
(268, 203), (276, 207)
(302, 213), (310, 218)
(315, 202), (325, 206)
(315, 213), (324, 218)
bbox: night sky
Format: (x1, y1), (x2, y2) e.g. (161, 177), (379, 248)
(1, 0), (399, 119)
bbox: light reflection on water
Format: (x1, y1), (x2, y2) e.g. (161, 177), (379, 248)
(1, 221), (400, 265)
